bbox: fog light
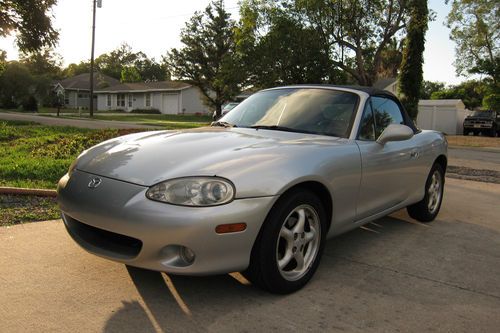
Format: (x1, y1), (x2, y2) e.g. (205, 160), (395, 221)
(160, 245), (196, 267)
(180, 246), (195, 264)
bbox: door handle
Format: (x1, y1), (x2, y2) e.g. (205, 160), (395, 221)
(410, 149), (420, 159)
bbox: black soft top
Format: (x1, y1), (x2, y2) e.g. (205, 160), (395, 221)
(270, 84), (397, 98)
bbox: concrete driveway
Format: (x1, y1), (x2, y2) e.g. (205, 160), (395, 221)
(1, 177), (499, 332)
(0, 112), (161, 129)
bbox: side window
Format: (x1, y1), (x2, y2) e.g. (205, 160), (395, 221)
(371, 97), (404, 137)
(358, 101), (375, 141)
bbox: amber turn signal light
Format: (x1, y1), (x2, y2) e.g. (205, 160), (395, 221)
(215, 223), (247, 234)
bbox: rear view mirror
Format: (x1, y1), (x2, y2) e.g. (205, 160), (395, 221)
(377, 124), (414, 145)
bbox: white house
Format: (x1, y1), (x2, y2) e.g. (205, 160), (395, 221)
(95, 81), (210, 114)
(54, 73), (119, 109)
(417, 99), (472, 135)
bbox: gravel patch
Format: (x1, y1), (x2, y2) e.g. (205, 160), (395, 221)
(447, 166), (500, 184)
(0, 195), (60, 226)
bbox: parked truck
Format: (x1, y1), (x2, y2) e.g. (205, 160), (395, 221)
(463, 110), (500, 137)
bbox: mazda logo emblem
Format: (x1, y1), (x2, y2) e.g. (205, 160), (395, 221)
(88, 177), (102, 189)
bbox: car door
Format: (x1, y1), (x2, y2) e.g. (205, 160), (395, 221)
(355, 96), (421, 220)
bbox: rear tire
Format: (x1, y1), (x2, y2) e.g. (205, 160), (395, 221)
(242, 189), (327, 294)
(407, 164), (445, 222)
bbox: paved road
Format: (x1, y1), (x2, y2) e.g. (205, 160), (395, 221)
(448, 146), (500, 172)
(1, 178), (499, 332)
(0, 112), (161, 129)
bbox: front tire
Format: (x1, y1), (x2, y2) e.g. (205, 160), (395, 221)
(407, 164), (445, 222)
(243, 189), (327, 294)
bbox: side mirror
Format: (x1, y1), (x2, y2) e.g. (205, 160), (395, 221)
(376, 124), (414, 145)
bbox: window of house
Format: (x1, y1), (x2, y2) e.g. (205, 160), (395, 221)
(117, 94), (125, 107)
(371, 97), (404, 137)
(128, 94), (133, 107)
(107, 94), (111, 107)
(64, 92), (70, 105)
(145, 93), (151, 107)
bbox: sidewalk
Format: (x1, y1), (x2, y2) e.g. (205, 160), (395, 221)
(0, 112), (161, 129)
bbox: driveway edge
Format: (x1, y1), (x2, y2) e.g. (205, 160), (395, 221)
(0, 187), (57, 197)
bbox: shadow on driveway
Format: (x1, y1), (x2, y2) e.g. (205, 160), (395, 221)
(103, 212), (500, 332)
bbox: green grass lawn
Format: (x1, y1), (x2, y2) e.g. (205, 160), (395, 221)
(0, 118), (208, 225)
(72, 114), (211, 128)
(0, 119), (206, 190)
(0, 120), (147, 189)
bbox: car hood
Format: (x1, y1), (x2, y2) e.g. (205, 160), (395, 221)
(75, 127), (350, 197)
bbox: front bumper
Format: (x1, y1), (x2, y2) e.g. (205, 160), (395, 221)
(57, 170), (277, 275)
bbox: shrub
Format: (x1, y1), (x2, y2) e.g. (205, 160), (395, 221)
(21, 96), (38, 112)
(131, 108), (161, 114)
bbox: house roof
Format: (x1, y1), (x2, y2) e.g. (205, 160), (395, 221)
(373, 77), (397, 90)
(95, 81), (191, 93)
(57, 73), (119, 91)
(419, 99), (465, 107)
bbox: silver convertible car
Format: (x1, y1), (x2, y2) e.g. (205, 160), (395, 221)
(58, 86), (447, 294)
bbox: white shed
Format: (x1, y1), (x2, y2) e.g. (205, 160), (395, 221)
(417, 99), (471, 135)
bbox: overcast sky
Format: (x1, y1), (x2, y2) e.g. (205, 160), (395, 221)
(0, 0), (464, 85)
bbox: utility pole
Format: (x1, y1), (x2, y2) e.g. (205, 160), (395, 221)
(89, 0), (98, 118)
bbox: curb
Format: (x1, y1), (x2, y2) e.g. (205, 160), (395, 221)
(0, 187), (57, 197)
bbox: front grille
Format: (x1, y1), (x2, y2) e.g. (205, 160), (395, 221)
(64, 215), (142, 259)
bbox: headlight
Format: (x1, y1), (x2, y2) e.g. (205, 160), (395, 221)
(146, 177), (235, 206)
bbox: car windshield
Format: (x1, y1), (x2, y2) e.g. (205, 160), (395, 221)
(221, 88), (359, 138)
(472, 111), (493, 117)
(223, 103), (239, 111)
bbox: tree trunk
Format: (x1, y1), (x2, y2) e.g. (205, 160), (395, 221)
(215, 103), (222, 120)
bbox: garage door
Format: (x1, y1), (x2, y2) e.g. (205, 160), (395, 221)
(162, 94), (179, 114)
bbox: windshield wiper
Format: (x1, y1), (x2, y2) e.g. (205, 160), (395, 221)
(249, 125), (314, 134)
(211, 121), (237, 128)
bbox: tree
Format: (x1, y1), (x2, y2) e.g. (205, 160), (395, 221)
(430, 80), (487, 109)
(293, 0), (411, 85)
(94, 43), (169, 82)
(398, 0), (429, 119)
(167, 0), (242, 116)
(20, 48), (62, 78)
(135, 56), (169, 81)
(19, 48), (63, 106)
(0, 0), (59, 52)
(420, 80), (446, 99)
(95, 43), (140, 80)
(446, 0), (499, 85)
(62, 61), (91, 78)
(0, 61), (35, 108)
(120, 66), (142, 83)
(236, 3), (333, 88)
(236, 0), (416, 86)
(482, 93), (500, 110)
(0, 49), (6, 73)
